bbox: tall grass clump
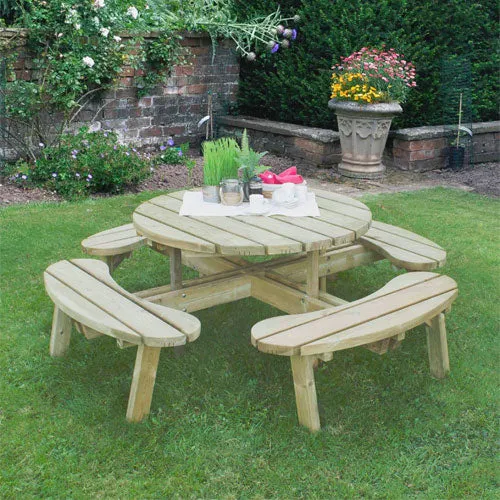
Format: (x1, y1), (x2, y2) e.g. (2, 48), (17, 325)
(202, 137), (240, 185)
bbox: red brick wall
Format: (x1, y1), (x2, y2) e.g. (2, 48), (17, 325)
(0, 29), (239, 160)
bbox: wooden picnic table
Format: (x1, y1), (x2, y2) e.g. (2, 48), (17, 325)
(133, 189), (372, 301)
(50, 188), (452, 428)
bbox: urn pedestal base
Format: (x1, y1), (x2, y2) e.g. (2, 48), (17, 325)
(329, 100), (402, 180)
(337, 159), (386, 179)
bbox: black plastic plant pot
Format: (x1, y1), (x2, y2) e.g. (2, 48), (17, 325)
(448, 146), (465, 170)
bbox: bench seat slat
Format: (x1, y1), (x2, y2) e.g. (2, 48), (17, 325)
(253, 274), (457, 355)
(360, 236), (439, 270)
(370, 221), (444, 249)
(45, 273), (142, 345)
(251, 272), (441, 342)
(46, 260), (189, 347)
(363, 227), (446, 263)
(72, 259), (200, 340)
(300, 290), (457, 355)
(81, 223), (146, 256)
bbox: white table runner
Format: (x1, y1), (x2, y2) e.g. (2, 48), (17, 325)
(179, 191), (320, 217)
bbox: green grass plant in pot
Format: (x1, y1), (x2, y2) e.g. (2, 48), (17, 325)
(235, 129), (269, 201)
(202, 137), (240, 202)
(328, 47), (416, 179)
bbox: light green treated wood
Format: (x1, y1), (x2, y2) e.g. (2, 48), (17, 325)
(133, 190), (372, 256)
(45, 259), (201, 347)
(44, 258), (202, 423)
(81, 223), (146, 256)
(426, 313), (450, 379)
(252, 273), (458, 356)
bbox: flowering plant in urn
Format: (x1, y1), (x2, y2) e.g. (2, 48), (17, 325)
(328, 47), (416, 179)
(330, 47), (416, 104)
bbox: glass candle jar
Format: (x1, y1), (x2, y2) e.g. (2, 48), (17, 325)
(219, 178), (243, 206)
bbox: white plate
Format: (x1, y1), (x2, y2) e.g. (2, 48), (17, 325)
(245, 202), (270, 215)
(277, 197), (300, 209)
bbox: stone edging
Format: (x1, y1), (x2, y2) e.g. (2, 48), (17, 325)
(217, 115), (499, 171)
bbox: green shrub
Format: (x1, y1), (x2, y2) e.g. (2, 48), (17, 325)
(158, 138), (190, 165)
(6, 127), (153, 199)
(236, 0), (499, 128)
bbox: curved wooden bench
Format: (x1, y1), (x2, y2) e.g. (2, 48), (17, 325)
(44, 258), (201, 422)
(251, 272), (458, 431)
(81, 223), (147, 271)
(359, 220), (446, 271)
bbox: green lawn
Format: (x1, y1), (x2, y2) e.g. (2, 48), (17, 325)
(0, 188), (498, 498)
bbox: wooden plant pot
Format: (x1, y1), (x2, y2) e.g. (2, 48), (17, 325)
(328, 99), (402, 179)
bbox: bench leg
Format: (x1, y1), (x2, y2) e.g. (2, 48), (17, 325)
(291, 355), (321, 432)
(104, 253), (131, 273)
(49, 306), (73, 357)
(126, 345), (161, 422)
(426, 313), (450, 379)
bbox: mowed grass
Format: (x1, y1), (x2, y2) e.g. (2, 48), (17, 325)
(0, 188), (498, 498)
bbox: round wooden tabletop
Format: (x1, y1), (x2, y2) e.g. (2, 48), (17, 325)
(133, 189), (372, 256)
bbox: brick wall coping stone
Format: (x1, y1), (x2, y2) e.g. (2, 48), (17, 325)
(217, 116), (339, 144)
(391, 121), (500, 140)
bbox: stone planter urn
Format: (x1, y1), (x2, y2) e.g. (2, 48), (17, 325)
(328, 99), (402, 178)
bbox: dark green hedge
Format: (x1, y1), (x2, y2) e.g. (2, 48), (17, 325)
(235, 0), (499, 129)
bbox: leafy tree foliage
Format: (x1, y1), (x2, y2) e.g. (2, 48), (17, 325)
(236, 0), (499, 128)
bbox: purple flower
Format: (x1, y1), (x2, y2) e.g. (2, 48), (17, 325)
(104, 132), (108, 137)
(125, 151), (130, 156)
(75, 173), (81, 178)
(291, 28), (297, 40)
(271, 43), (280, 54)
(167, 137), (175, 147)
(113, 145), (117, 150)
(52, 173), (57, 178)
(132, 148), (137, 152)
(21, 174), (27, 180)
(71, 149), (78, 155)
(178, 150), (183, 157)
(71, 154), (77, 159)
(87, 174), (93, 179)
(160, 145), (167, 151)
(100, 153), (105, 158)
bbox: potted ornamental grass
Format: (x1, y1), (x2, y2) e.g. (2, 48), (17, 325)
(329, 47), (416, 178)
(202, 137), (240, 202)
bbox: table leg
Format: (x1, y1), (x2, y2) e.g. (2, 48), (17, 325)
(169, 247), (183, 290)
(168, 247), (185, 356)
(305, 250), (320, 298)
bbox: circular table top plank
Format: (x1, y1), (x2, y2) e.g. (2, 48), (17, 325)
(133, 189), (372, 256)
(150, 195), (303, 254)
